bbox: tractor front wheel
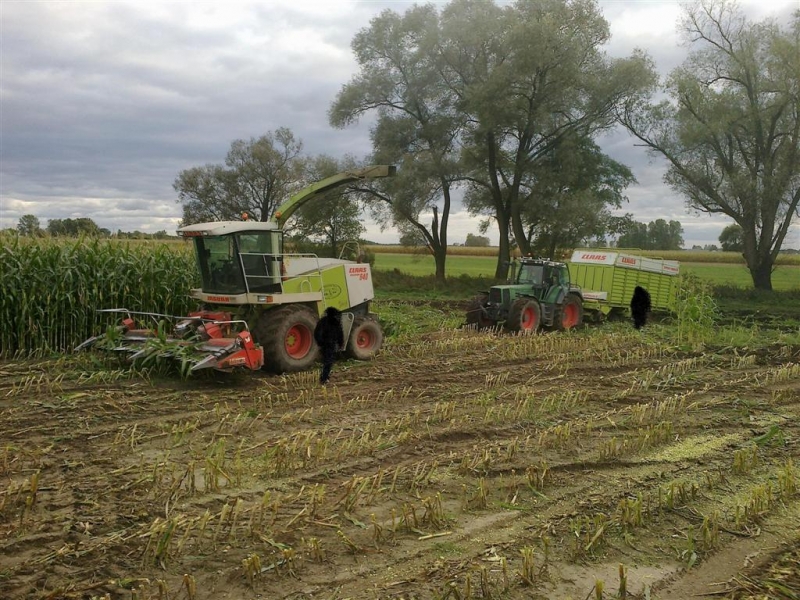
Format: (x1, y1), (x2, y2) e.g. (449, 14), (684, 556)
(254, 305), (319, 373)
(506, 299), (541, 334)
(466, 293), (495, 329)
(346, 316), (384, 360)
(556, 294), (584, 331)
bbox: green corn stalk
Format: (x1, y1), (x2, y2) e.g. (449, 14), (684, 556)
(0, 234), (197, 354)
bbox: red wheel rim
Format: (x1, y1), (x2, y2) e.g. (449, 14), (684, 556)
(564, 304), (578, 328)
(356, 328), (374, 349)
(285, 324), (312, 358)
(521, 306), (536, 330)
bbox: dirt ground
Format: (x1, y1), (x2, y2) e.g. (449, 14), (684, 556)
(1, 316), (799, 600)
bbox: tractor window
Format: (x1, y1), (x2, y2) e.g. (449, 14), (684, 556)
(194, 235), (245, 293)
(544, 267), (560, 288)
(517, 264), (544, 285)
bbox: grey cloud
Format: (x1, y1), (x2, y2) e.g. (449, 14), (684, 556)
(1, 0), (796, 248)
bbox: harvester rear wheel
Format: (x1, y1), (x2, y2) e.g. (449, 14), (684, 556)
(346, 316), (383, 360)
(506, 299), (541, 334)
(254, 306), (319, 373)
(466, 293), (494, 329)
(556, 294), (584, 331)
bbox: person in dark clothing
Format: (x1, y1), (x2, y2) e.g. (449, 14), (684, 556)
(314, 307), (344, 384)
(630, 285), (652, 330)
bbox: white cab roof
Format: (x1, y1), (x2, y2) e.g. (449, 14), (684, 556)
(177, 220), (279, 236)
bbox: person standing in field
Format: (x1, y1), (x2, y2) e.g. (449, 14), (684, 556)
(314, 307), (344, 384)
(630, 286), (652, 330)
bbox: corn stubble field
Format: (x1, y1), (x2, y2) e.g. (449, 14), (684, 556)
(2, 312), (800, 600)
(2, 237), (800, 599)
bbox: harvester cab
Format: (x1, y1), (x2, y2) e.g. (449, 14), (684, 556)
(78, 165), (396, 374)
(466, 257), (584, 333)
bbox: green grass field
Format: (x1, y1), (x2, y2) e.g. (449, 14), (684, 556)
(373, 253), (497, 277)
(372, 252), (800, 290)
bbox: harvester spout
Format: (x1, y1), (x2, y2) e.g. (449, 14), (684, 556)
(272, 165), (396, 229)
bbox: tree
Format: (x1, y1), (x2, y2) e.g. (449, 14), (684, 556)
(330, 5), (462, 283)
(517, 135), (635, 258)
(332, 0), (650, 281)
(719, 223), (744, 252)
(617, 219), (684, 250)
(46, 218), (101, 237)
(465, 233), (490, 247)
(648, 219), (684, 251)
(616, 221), (649, 249)
(16, 214), (41, 236)
(174, 128), (305, 224)
(292, 155), (365, 258)
(440, 0), (652, 278)
(618, 1), (800, 289)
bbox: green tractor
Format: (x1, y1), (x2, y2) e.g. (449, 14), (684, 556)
(79, 165), (395, 374)
(466, 257), (584, 333)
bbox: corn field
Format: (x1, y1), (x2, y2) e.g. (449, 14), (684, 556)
(0, 235), (198, 355)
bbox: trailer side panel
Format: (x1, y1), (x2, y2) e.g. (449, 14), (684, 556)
(569, 250), (680, 315)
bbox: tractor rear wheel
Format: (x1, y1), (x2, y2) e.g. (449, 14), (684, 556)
(556, 294), (583, 331)
(466, 293), (494, 329)
(346, 316), (383, 360)
(254, 305), (319, 373)
(506, 298), (541, 333)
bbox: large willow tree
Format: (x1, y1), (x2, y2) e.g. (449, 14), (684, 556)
(619, 1), (800, 290)
(330, 5), (462, 282)
(442, 0), (650, 277)
(332, 0), (650, 280)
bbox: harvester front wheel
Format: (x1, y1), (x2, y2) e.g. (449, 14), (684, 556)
(346, 316), (383, 360)
(255, 306), (319, 373)
(507, 299), (541, 334)
(556, 294), (584, 331)
(466, 293), (494, 329)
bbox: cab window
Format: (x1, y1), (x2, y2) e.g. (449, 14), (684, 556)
(237, 233), (273, 254)
(518, 264), (543, 285)
(195, 235), (245, 292)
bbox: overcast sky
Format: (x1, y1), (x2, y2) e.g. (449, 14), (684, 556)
(1, 0), (798, 248)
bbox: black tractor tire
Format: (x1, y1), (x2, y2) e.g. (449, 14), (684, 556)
(466, 293), (495, 329)
(253, 305), (319, 373)
(556, 294), (584, 331)
(506, 298), (541, 334)
(346, 316), (384, 360)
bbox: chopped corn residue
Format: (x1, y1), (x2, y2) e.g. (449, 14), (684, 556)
(643, 432), (742, 462)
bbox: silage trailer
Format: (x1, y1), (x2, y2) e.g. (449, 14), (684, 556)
(568, 249), (680, 321)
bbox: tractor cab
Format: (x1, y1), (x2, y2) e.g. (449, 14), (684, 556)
(179, 221), (286, 296)
(511, 258), (571, 305)
(466, 257), (584, 333)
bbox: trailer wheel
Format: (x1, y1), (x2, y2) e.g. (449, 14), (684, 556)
(346, 316), (383, 360)
(506, 299), (541, 333)
(254, 305), (319, 373)
(465, 293), (495, 329)
(556, 294), (584, 330)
